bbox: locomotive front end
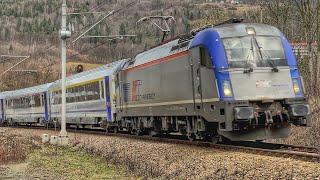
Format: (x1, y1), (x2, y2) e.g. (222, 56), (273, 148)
(192, 23), (310, 141)
(220, 24), (310, 140)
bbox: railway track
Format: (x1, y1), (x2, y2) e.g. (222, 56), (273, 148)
(3, 125), (320, 163)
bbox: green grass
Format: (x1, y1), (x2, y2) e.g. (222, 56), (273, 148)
(26, 145), (131, 180)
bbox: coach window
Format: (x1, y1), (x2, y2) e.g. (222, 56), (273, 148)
(73, 87), (79, 102)
(70, 88), (76, 103)
(58, 91), (62, 104)
(87, 83), (93, 101)
(35, 95), (41, 107)
(72, 88), (75, 103)
(100, 80), (105, 99)
(54, 91), (62, 104)
(52, 92), (56, 104)
(94, 82), (100, 100)
(86, 83), (92, 101)
(66, 89), (70, 103)
(77, 86), (84, 102)
(77, 86), (81, 102)
(85, 84), (91, 101)
(67, 88), (74, 103)
(20, 98), (23, 108)
(200, 47), (212, 68)
(41, 94), (44, 107)
(87, 81), (100, 101)
(21, 98), (24, 108)
(66, 89), (71, 103)
(11, 99), (15, 108)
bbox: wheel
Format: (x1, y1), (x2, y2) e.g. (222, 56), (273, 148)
(105, 128), (109, 134)
(187, 133), (196, 141)
(149, 130), (158, 137)
(219, 136), (231, 144)
(211, 136), (219, 144)
(113, 127), (118, 134)
(134, 129), (142, 136)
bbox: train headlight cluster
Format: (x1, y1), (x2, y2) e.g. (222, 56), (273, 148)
(234, 107), (254, 120)
(223, 80), (233, 97)
(246, 27), (256, 35)
(289, 104), (310, 117)
(292, 79), (301, 95)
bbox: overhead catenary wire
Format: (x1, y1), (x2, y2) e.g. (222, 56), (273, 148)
(71, 1), (137, 44)
(0, 1), (138, 90)
(0, 56), (30, 77)
(68, 1), (135, 41)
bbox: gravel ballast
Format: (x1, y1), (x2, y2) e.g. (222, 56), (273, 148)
(2, 127), (319, 179)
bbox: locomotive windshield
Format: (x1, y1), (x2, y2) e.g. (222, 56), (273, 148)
(223, 35), (287, 68)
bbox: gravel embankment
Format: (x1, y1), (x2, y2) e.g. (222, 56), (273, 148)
(2, 127), (320, 179)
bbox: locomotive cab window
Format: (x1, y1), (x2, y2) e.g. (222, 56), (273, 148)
(200, 47), (212, 68)
(223, 36), (287, 68)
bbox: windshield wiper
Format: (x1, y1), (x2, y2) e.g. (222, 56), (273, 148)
(243, 38), (255, 74)
(253, 38), (279, 72)
(243, 61), (253, 73)
(267, 60), (279, 72)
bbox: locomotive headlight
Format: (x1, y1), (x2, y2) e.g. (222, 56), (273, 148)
(292, 79), (301, 94)
(234, 107), (254, 120)
(289, 104), (310, 117)
(246, 27), (256, 35)
(223, 80), (233, 97)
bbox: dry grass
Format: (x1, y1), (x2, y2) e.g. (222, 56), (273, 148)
(3, 127), (320, 179)
(271, 115), (320, 147)
(0, 129), (39, 165)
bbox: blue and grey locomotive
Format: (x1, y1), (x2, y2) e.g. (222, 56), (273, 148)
(0, 20), (310, 143)
(112, 21), (310, 142)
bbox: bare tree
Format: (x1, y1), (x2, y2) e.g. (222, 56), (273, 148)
(262, 0), (320, 146)
(293, 0), (320, 107)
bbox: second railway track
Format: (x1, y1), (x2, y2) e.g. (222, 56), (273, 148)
(4, 125), (320, 163)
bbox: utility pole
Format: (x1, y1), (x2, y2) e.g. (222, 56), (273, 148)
(260, 7), (263, 23)
(55, 1), (134, 145)
(59, 0), (71, 145)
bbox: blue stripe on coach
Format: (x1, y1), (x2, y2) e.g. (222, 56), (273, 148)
(280, 33), (304, 97)
(190, 28), (234, 101)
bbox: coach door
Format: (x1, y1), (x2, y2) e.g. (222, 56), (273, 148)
(43, 92), (49, 123)
(0, 99), (3, 123)
(104, 76), (112, 122)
